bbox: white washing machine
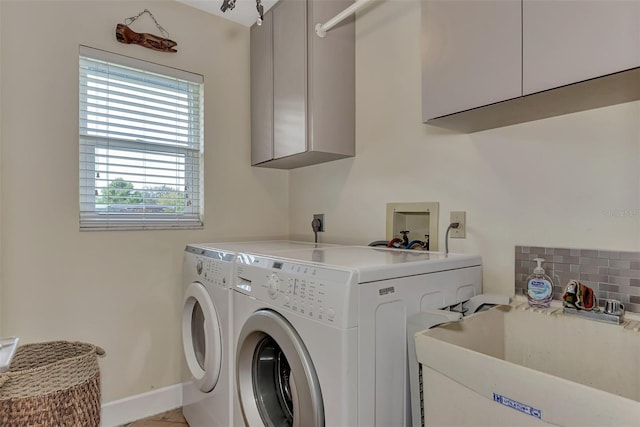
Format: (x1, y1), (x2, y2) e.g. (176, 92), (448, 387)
(232, 245), (483, 426)
(182, 241), (335, 427)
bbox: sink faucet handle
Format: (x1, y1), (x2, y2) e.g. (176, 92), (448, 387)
(604, 299), (624, 316)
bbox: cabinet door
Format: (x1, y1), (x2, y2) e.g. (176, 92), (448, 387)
(422, 0), (521, 121)
(273, 0), (307, 159)
(250, 12), (274, 165)
(523, 0), (640, 95)
(307, 0), (355, 157)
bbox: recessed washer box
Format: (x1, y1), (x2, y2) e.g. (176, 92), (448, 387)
(386, 202), (439, 250)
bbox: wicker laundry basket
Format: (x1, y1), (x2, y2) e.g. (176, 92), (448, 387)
(0, 341), (105, 426)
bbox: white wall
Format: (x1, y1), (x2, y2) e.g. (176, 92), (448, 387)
(289, 0), (640, 296)
(0, 0), (289, 402)
(0, 0), (3, 329)
(0, 0), (4, 337)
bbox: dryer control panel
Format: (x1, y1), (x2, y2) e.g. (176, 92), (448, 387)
(235, 253), (358, 329)
(184, 245), (235, 290)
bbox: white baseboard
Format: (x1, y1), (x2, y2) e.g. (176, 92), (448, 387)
(101, 383), (183, 427)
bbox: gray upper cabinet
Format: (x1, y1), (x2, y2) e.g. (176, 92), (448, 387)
(251, 12), (274, 165)
(423, 0), (640, 133)
(422, 0), (522, 121)
(273, 0), (307, 160)
(523, 0), (640, 95)
(250, 0), (355, 169)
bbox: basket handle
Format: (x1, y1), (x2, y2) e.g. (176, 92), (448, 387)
(72, 341), (106, 357)
(95, 346), (106, 358)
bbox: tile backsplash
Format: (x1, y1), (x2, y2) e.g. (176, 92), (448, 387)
(515, 246), (640, 313)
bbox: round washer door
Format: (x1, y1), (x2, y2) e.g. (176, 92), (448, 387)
(182, 281), (222, 393)
(236, 309), (324, 427)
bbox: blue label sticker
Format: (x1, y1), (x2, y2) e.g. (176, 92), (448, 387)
(493, 393), (542, 419)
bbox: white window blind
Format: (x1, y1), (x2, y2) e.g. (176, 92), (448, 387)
(79, 46), (204, 230)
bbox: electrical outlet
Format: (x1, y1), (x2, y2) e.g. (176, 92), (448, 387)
(450, 211), (466, 238)
(313, 214), (325, 232)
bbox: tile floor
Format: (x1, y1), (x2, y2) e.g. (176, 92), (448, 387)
(122, 408), (188, 427)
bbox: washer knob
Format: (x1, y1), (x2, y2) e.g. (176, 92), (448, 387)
(267, 274), (279, 299)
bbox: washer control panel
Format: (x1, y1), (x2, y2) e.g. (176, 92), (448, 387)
(235, 253), (357, 328)
(184, 245), (235, 289)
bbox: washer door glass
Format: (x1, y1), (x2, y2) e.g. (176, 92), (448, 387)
(236, 309), (324, 427)
(253, 336), (294, 425)
(182, 282), (222, 393)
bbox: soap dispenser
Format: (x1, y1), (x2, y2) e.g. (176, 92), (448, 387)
(527, 258), (553, 308)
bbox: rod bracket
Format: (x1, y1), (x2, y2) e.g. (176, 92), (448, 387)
(315, 23), (327, 38)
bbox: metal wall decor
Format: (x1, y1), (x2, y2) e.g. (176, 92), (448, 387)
(115, 9), (177, 53)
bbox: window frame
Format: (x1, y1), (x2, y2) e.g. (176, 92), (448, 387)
(79, 46), (204, 231)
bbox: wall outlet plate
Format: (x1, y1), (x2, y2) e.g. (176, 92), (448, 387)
(450, 211), (466, 238)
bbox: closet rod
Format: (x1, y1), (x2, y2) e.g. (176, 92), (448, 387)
(315, 0), (373, 37)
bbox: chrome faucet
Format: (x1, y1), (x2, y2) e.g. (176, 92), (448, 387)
(562, 280), (625, 325)
(563, 299), (625, 325)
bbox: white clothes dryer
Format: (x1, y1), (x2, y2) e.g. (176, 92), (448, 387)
(182, 245), (236, 427)
(232, 246), (483, 427)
